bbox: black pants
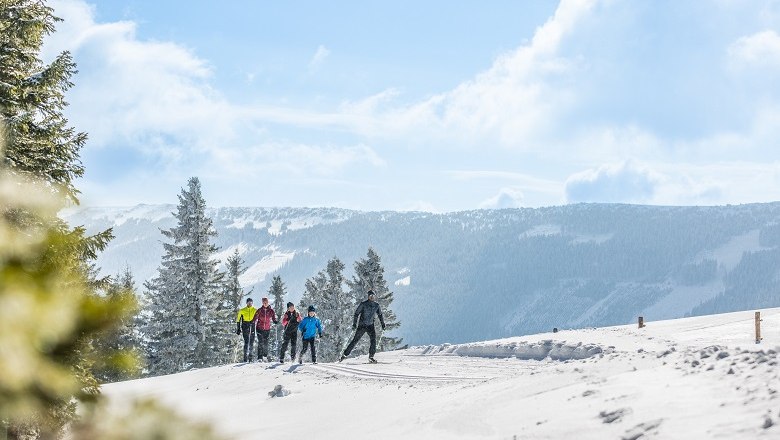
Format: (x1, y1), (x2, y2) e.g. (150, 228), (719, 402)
(299, 337), (316, 362)
(257, 329), (271, 359)
(241, 322), (255, 361)
(344, 325), (377, 357)
(280, 332), (297, 361)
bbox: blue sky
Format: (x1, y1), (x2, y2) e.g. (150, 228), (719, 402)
(43, 0), (780, 211)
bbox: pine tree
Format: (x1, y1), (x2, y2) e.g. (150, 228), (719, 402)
(92, 267), (142, 383)
(315, 257), (352, 362)
(144, 177), (226, 375)
(346, 248), (402, 353)
(0, 0), (85, 203)
(224, 249), (249, 310)
(268, 275), (287, 358)
(223, 250), (249, 362)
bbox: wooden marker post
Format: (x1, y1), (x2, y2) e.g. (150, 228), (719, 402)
(755, 311), (762, 344)
(638, 316), (645, 328)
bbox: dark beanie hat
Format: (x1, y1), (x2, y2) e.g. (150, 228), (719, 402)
(308, 305), (316, 312)
(246, 297), (253, 303)
(367, 290), (375, 297)
(286, 302), (294, 308)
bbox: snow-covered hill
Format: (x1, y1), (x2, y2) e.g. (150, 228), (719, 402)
(62, 203), (780, 345)
(103, 308), (780, 439)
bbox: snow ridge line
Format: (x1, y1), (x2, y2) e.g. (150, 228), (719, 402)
(310, 363), (490, 381)
(417, 339), (607, 361)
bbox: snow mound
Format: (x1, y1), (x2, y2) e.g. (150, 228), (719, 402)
(417, 339), (606, 361)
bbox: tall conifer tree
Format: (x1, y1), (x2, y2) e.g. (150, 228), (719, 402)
(223, 249), (249, 362)
(316, 257), (352, 362)
(144, 177), (226, 375)
(0, 0), (85, 203)
(268, 275), (287, 356)
(347, 248), (402, 352)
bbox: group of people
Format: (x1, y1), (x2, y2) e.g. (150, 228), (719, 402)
(235, 290), (386, 364)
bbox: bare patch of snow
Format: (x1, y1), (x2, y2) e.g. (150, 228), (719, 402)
(519, 224), (561, 239)
(696, 229), (768, 272)
(570, 233), (613, 245)
(239, 250), (296, 285)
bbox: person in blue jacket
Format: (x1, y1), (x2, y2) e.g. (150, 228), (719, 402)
(298, 305), (323, 364)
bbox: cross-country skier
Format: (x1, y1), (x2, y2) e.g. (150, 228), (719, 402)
(252, 297), (278, 362)
(298, 305), (323, 364)
(279, 302), (302, 363)
(340, 290), (386, 363)
(236, 297), (257, 362)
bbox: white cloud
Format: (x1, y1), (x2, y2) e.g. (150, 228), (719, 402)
(396, 201), (440, 213)
(728, 30), (780, 69)
(210, 142), (385, 178)
(565, 162), (660, 204)
(46, 0), (231, 155)
(342, 0), (598, 147)
(309, 45), (331, 71)
(479, 188), (525, 209)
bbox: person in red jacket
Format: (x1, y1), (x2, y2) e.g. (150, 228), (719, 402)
(279, 302), (302, 363)
(252, 297), (278, 362)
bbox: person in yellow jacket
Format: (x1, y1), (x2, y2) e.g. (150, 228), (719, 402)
(236, 297), (257, 362)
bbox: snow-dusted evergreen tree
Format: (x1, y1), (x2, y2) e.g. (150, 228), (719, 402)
(268, 275), (287, 357)
(93, 267), (142, 383)
(223, 249), (249, 362)
(0, 0), (85, 203)
(347, 248), (402, 352)
(224, 249), (249, 310)
(315, 257), (352, 362)
(144, 177), (226, 375)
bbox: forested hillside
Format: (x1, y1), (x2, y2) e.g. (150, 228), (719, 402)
(62, 203), (780, 345)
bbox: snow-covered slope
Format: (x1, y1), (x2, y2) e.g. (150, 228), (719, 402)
(103, 308), (780, 439)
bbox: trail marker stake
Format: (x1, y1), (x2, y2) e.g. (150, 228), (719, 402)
(755, 311), (762, 344)
(638, 316), (645, 328)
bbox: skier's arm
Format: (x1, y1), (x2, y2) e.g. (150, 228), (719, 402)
(352, 303), (363, 328)
(282, 313), (289, 327)
(298, 318), (305, 332)
(377, 306), (385, 330)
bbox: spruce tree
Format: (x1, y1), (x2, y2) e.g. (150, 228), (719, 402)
(315, 257), (352, 362)
(0, 0), (85, 203)
(224, 249), (249, 310)
(223, 250), (249, 362)
(347, 248), (402, 352)
(268, 275), (287, 357)
(144, 177), (226, 375)
(92, 267), (142, 383)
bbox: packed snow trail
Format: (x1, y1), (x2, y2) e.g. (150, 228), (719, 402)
(103, 308), (780, 439)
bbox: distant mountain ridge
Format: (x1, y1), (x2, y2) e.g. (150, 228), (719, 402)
(61, 202), (780, 345)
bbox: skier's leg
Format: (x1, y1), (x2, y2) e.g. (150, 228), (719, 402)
(262, 330), (271, 359)
(367, 326), (377, 358)
(290, 334), (297, 360)
(311, 338), (317, 363)
(280, 334), (290, 362)
(257, 330), (267, 360)
(299, 335), (309, 361)
(241, 323), (251, 362)
(248, 327), (256, 361)
(343, 327), (367, 356)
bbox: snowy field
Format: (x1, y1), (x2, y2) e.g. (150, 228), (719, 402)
(104, 308), (780, 439)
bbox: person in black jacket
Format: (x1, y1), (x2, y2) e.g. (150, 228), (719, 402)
(340, 290), (385, 363)
(279, 302), (302, 363)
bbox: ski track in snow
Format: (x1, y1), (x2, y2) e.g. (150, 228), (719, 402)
(310, 361), (491, 381)
(103, 308), (780, 440)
